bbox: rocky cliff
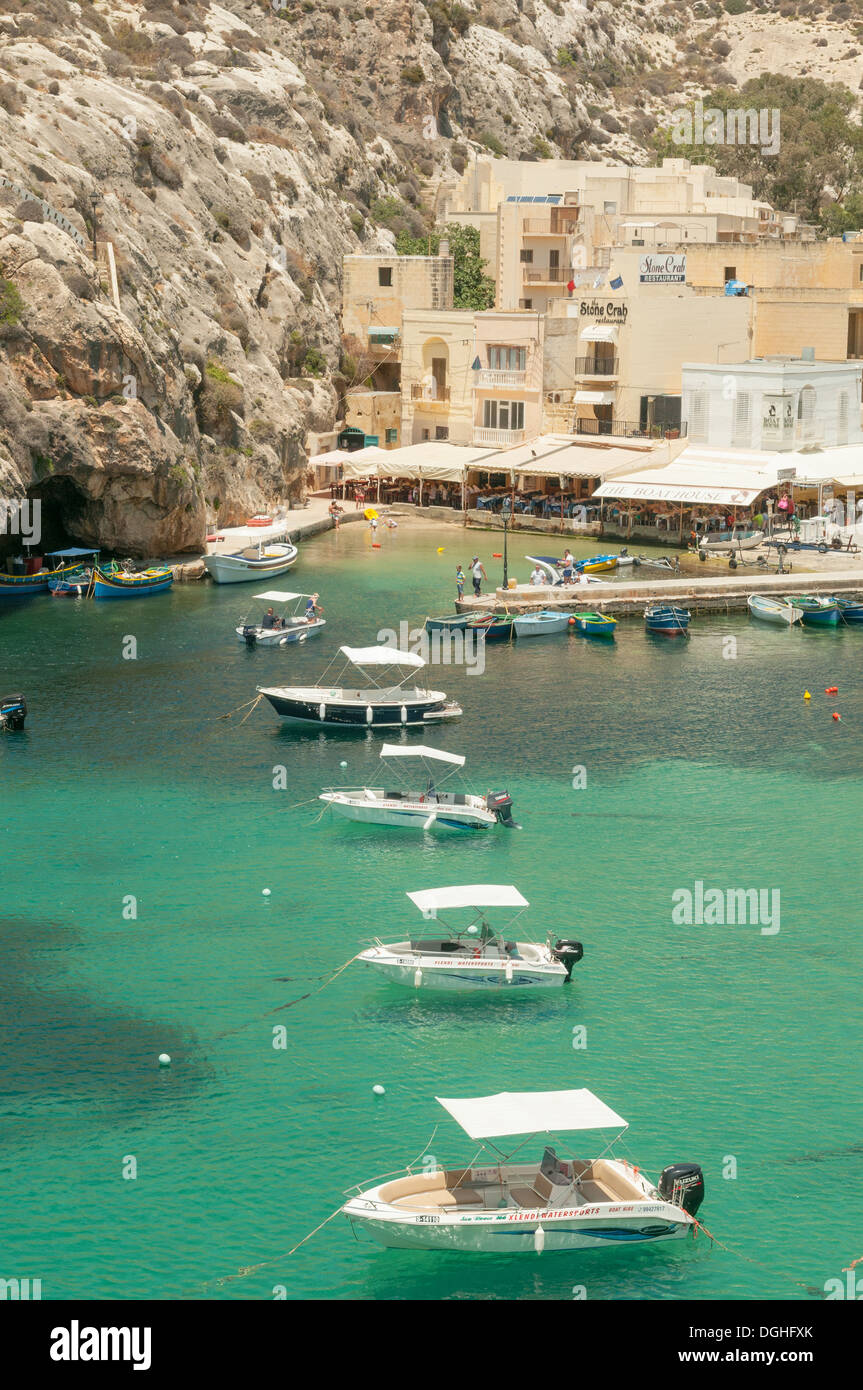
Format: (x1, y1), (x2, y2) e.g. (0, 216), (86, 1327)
(1, 0), (861, 555)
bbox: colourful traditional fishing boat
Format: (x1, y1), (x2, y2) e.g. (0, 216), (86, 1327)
(570, 612), (617, 639)
(830, 595), (863, 625)
(0, 559), (65, 597)
(784, 595), (841, 627)
(93, 565), (173, 599)
(645, 604), (690, 636)
(46, 548), (102, 597)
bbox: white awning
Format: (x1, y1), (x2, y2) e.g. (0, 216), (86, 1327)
(579, 324), (618, 343)
(339, 645), (426, 668)
(407, 885), (528, 914)
(436, 1089), (628, 1140)
(380, 744), (465, 766)
(253, 590), (309, 602)
(368, 325), (399, 336)
(574, 390), (615, 406)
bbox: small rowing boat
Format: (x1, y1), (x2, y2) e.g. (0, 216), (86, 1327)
(784, 595), (841, 627)
(645, 604), (690, 636)
(831, 595), (863, 625)
(513, 610), (571, 638)
(571, 611), (617, 639)
(747, 594), (802, 626)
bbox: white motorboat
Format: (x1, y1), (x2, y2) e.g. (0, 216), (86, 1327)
(699, 530), (764, 555)
(320, 744), (517, 831)
(205, 534), (298, 584)
(343, 1088), (704, 1254)
(258, 645), (462, 729)
(356, 884), (582, 991)
(236, 590), (325, 647)
(747, 593), (803, 626)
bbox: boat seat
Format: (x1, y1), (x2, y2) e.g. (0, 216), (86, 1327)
(510, 1172), (555, 1209)
(393, 1188), (483, 1209)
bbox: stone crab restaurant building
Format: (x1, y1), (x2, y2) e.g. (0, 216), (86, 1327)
(542, 247), (751, 440)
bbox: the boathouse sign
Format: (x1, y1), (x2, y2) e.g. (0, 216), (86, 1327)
(0, 174), (87, 250)
(639, 253), (686, 284)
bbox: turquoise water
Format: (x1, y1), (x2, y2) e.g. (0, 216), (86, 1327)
(2, 521), (861, 1301)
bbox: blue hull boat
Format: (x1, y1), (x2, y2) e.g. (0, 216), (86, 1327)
(645, 604), (690, 636)
(832, 596), (863, 625)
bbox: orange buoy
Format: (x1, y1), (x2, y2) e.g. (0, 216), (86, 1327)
(832, 712), (841, 721)
(568, 616), (576, 625)
(825, 686), (838, 695)
(371, 542), (381, 549)
(492, 553), (502, 558)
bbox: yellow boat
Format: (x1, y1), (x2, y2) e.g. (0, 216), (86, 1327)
(579, 554), (618, 574)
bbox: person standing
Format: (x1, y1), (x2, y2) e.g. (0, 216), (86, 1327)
(456, 565), (465, 600)
(470, 556), (487, 596)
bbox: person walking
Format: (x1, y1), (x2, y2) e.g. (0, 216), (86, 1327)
(470, 556), (487, 596)
(456, 565), (465, 601)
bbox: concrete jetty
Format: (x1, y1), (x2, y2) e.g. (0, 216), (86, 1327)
(456, 570), (863, 617)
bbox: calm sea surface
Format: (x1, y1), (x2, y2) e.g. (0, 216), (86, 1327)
(2, 522), (861, 1300)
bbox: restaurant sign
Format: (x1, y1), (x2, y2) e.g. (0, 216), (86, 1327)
(639, 254), (686, 284)
(579, 299), (628, 321)
(761, 393), (794, 449)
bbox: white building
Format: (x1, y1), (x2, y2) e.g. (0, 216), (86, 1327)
(681, 356), (863, 452)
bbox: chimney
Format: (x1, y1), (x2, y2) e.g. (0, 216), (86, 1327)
(438, 238), (450, 259)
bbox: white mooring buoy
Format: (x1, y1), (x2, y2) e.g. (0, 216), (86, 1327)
(340, 760), (348, 768)
(372, 1084), (386, 1096)
(262, 888), (271, 897)
(158, 1053), (171, 1068)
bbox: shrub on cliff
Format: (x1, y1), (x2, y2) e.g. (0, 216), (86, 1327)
(197, 361), (244, 441)
(0, 277), (24, 330)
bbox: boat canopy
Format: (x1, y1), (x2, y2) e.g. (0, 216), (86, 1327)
(407, 885), (528, 914)
(45, 547), (100, 557)
(380, 744), (465, 766)
(436, 1089), (628, 1140)
(339, 645), (426, 669)
(253, 590), (310, 602)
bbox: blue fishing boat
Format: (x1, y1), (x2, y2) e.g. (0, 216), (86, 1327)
(0, 558), (64, 597)
(785, 595), (840, 627)
(93, 565), (173, 599)
(46, 547), (101, 597)
(571, 611), (617, 639)
(831, 595), (863, 625)
(645, 604), (690, 636)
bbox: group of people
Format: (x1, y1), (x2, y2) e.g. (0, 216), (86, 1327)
(456, 557), (487, 599)
(261, 594), (321, 630)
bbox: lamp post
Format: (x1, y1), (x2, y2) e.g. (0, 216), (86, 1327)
(502, 494), (512, 589)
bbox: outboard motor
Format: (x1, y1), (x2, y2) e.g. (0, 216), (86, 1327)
(658, 1163), (704, 1217)
(552, 939), (584, 981)
(486, 790), (518, 828)
(0, 693), (27, 731)
(242, 625), (257, 649)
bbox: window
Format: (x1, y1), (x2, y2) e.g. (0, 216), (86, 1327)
(858, 264), (863, 284)
(690, 390), (709, 443)
(604, 201), (616, 215)
(385, 428), (398, 444)
(483, 400), (524, 430)
(724, 266), (737, 283)
(488, 346), (526, 372)
(378, 267), (392, 287)
(520, 299), (533, 310)
(838, 391), (849, 444)
(519, 249), (534, 263)
(798, 385), (816, 440)
(732, 390), (751, 447)
(435, 425), (449, 440)
(421, 428), (430, 441)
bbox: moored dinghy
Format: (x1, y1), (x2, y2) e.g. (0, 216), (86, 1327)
(785, 595), (841, 627)
(832, 595), (863, 625)
(645, 604), (690, 636)
(356, 885), (581, 991)
(513, 610), (570, 638)
(258, 644), (462, 729)
(747, 593), (803, 626)
(342, 1088), (704, 1254)
(320, 745), (517, 831)
(571, 611), (617, 639)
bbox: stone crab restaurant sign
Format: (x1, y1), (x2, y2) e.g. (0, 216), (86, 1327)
(639, 253), (686, 284)
(579, 299), (628, 322)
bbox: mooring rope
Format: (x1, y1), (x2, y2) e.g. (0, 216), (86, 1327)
(211, 953), (359, 1040)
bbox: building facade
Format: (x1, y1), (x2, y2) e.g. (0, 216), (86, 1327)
(681, 357), (863, 453)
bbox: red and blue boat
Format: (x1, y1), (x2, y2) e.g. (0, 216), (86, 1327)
(645, 604), (691, 637)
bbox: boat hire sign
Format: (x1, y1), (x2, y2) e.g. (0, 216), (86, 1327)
(638, 254), (686, 284)
(761, 394), (794, 448)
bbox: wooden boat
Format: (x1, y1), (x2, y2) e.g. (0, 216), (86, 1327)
(93, 565), (173, 599)
(0, 693), (27, 731)
(571, 611), (617, 639)
(832, 595), (863, 625)
(480, 613), (516, 642)
(513, 611), (571, 638)
(644, 604), (690, 636)
(204, 536), (298, 584)
(747, 594), (802, 626)
(237, 590), (325, 647)
(342, 1088), (704, 1255)
(45, 547), (102, 597)
(784, 595), (841, 627)
(699, 531), (764, 554)
(0, 560), (66, 597)
(424, 613), (492, 635)
(258, 644), (462, 729)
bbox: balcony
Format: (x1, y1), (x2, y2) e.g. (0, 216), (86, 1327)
(521, 215), (580, 235)
(473, 427), (526, 447)
(411, 383), (450, 407)
(575, 418), (688, 440)
(475, 368), (528, 389)
(523, 266), (576, 284)
(574, 355), (619, 378)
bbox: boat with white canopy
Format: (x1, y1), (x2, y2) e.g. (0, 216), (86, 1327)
(236, 591), (325, 647)
(342, 1088), (704, 1253)
(319, 744), (517, 830)
(257, 645), (462, 729)
(356, 885), (581, 990)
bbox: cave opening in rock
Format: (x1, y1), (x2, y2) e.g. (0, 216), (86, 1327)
(26, 475), (92, 554)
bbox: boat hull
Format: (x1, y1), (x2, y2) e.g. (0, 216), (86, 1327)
(236, 619), (325, 646)
(93, 570), (173, 599)
(799, 607), (840, 627)
(357, 948), (567, 990)
(747, 595), (801, 625)
(572, 613), (616, 638)
(259, 689), (462, 728)
(835, 599), (863, 624)
(645, 606), (690, 636)
(513, 613), (570, 638)
(321, 794), (494, 831)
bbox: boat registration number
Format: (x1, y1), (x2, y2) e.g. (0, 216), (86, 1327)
(416, 1215), (441, 1224)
